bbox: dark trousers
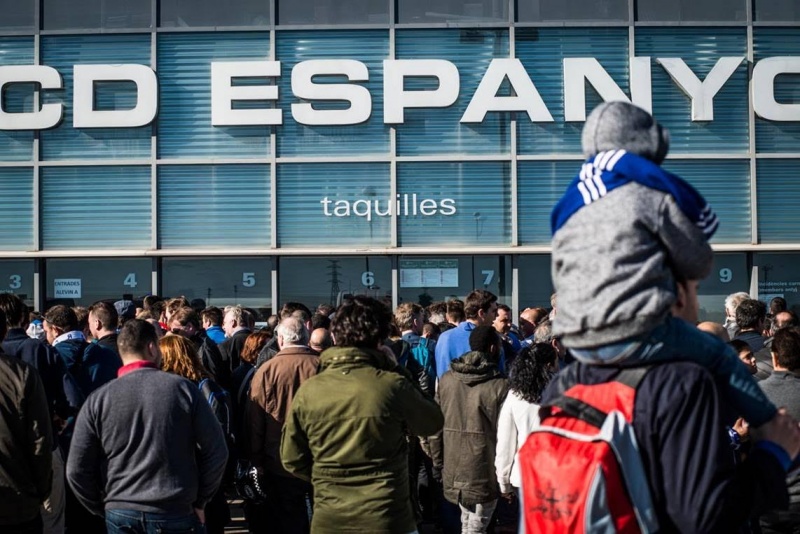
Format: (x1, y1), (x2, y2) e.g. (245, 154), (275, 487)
(65, 480), (106, 534)
(1, 514), (43, 534)
(246, 473), (312, 534)
(204, 488), (231, 534)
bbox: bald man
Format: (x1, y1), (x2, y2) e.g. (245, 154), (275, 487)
(309, 328), (332, 354)
(697, 322), (730, 342)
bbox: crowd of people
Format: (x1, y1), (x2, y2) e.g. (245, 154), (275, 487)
(2, 101), (800, 534)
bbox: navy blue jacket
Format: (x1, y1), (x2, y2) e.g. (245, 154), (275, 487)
(3, 328), (80, 450)
(541, 361), (789, 532)
(53, 338), (122, 400)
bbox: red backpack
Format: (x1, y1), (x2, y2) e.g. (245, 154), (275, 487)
(517, 365), (660, 533)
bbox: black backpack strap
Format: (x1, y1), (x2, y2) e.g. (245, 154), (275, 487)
(238, 366), (256, 408)
(546, 396), (608, 429)
(614, 366), (652, 390)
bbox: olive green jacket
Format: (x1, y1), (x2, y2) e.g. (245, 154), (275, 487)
(281, 346), (443, 533)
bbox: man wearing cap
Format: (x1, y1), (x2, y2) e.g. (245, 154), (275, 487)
(114, 300), (136, 327)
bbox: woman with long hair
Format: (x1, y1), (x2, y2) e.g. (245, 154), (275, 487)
(159, 334), (230, 534)
(494, 342), (558, 496)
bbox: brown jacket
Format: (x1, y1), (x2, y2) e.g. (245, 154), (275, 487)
(246, 345), (319, 477)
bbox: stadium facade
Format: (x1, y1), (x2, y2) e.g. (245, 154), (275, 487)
(0, 0), (798, 320)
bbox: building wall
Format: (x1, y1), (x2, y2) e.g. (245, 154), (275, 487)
(0, 0), (799, 319)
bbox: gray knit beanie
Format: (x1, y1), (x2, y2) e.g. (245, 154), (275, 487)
(581, 102), (670, 165)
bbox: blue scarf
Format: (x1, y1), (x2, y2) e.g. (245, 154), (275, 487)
(550, 150), (718, 239)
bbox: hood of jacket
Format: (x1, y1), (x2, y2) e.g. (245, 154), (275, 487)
(319, 345), (397, 373)
(449, 351), (503, 385)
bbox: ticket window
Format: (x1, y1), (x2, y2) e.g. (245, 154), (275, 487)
(754, 253), (800, 315)
(162, 257), (273, 320)
(45, 258), (153, 308)
(0, 260), (36, 309)
(278, 256), (392, 310)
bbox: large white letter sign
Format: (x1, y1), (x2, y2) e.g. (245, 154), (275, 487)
(753, 57), (800, 122)
(563, 58), (648, 121)
(211, 61), (282, 126)
(73, 64), (158, 128)
(0, 65), (63, 130)
(291, 60), (371, 126)
(657, 57), (743, 121)
(383, 59), (459, 124)
(461, 58), (553, 123)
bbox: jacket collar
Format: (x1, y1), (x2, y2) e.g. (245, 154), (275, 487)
(450, 351), (503, 383)
(319, 346), (396, 372)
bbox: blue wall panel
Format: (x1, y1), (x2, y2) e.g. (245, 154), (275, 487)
(757, 160), (800, 243)
(753, 29), (800, 153)
(0, 37), (35, 161)
(0, 168), (33, 250)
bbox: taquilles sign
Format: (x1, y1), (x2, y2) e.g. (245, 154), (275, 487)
(0, 56), (799, 130)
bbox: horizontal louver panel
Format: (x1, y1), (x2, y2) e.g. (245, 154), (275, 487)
(40, 35), (152, 160)
(635, 28), (748, 154)
(397, 162), (510, 246)
(159, 165), (270, 248)
(518, 161), (577, 245)
(757, 160), (800, 243)
(277, 163), (390, 247)
(157, 33), (271, 159)
(753, 29), (800, 153)
(0, 37), (34, 162)
(517, 28), (629, 156)
(276, 30), (390, 157)
(41, 166), (151, 249)
(395, 29), (511, 156)
(663, 160), (750, 244)
(0, 168), (33, 250)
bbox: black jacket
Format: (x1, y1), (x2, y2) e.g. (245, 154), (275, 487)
(3, 328), (76, 444)
(192, 331), (231, 391)
(0, 351), (53, 525)
(541, 362), (789, 533)
(219, 329), (251, 374)
(95, 333), (119, 357)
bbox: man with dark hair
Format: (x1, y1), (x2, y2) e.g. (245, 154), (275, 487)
(396, 302), (436, 384)
(755, 311), (800, 380)
(432, 325), (508, 533)
(87, 301), (119, 355)
(257, 303), (314, 366)
(66, 319), (228, 533)
(759, 326), (800, 532)
(0, 305), (54, 534)
(281, 296), (443, 534)
(0, 295), (75, 534)
(735, 299), (769, 352)
(519, 307), (549, 346)
(169, 307), (230, 390)
(201, 307), (226, 345)
(770, 297), (789, 319)
(493, 303), (521, 357)
(44, 304), (122, 533)
(445, 300), (465, 326)
(310, 312), (330, 331)
(435, 290), (499, 379)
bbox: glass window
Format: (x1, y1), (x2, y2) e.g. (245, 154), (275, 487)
(277, 163), (390, 247)
(697, 253), (749, 323)
(160, 0), (269, 27)
(0, 168), (34, 251)
(278, 0), (388, 24)
(518, 0), (628, 22)
(516, 28), (629, 155)
(398, 0), (507, 23)
(754, 253), (800, 315)
(395, 29), (511, 156)
(0, 37), (35, 162)
(517, 255), (554, 310)
(162, 257), (273, 318)
(398, 255), (512, 308)
(43, 0), (151, 30)
(40, 35), (152, 161)
(41, 167), (152, 250)
(158, 165), (270, 249)
(636, 0), (746, 21)
(753, 29), (800, 153)
(157, 33), (271, 159)
(635, 28), (748, 154)
(0, 0), (35, 31)
(755, 0), (800, 21)
(276, 31), (390, 156)
(518, 161), (575, 246)
(0, 260), (35, 309)
(279, 256), (391, 310)
(757, 159), (800, 244)
(45, 258), (152, 308)
(662, 160), (751, 244)
(397, 162), (511, 247)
